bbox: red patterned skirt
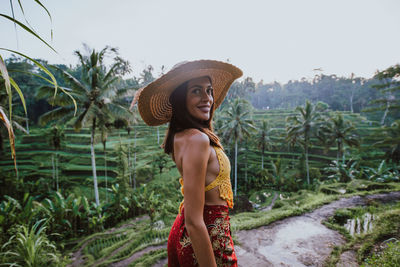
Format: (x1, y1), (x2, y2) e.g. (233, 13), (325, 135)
(167, 205), (238, 267)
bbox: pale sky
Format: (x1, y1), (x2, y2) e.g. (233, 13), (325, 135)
(1, 0), (400, 83)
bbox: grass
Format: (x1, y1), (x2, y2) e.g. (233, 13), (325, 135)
(95, 230), (169, 267)
(231, 192), (338, 231)
(1, 109), (398, 265)
(1, 108), (386, 193)
(362, 241), (400, 267)
(62, 180), (400, 266)
(323, 197), (400, 266)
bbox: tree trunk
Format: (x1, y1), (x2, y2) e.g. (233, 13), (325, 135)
(350, 88), (354, 113)
(52, 154), (55, 189)
(305, 142), (310, 185)
(56, 152), (59, 191)
(245, 155), (247, 183)
(104, 149), (108, 202)
(261, 147), (264, 169)
(244, 140), (247, 183)
(234, 139), (238, 196)
(91, 118), (100, 206)
(381, 100), (390, 126)
(128, 139), (132, 187)
(337, 139), (343, 163)
(133, 130), (137, 189)
(227, 145), (233, 179)
(25, 115), (30, 134)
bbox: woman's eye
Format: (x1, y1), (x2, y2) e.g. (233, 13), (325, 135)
(192, 89), (200, 94)
(207, 88), (213, 95)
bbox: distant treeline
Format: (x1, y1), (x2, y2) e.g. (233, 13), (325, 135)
(4, 55), (400, 126)
(250, 75), (376, 112)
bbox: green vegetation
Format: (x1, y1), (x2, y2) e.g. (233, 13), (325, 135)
(127, 248), (167, 267)
(363, 242), (400, 267)
(1, 99), (399, 265)
(0, 219), (65, 267)
(323, 197), (400, 266)
(1, 2), (400, 265)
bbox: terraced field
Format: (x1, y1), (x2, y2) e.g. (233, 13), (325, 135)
(1, 109), (384, 198)
(1, 123), (172, 197)
(0, 109), (388, 265)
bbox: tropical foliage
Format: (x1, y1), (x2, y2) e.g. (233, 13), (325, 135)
(286, 100), (323, 185)
(0, 219), (62, 267)
(1, 2), (400, 266)
(37, 45), (132, 205)
(319, 112), (359, 161)
(0, 0), (76, 173)
(221, 98), (256, 195)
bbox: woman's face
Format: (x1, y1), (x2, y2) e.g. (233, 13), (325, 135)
(186, 76), (214, 122)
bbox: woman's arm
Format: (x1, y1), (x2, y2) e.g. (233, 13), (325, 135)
(181, 130), (217, 267)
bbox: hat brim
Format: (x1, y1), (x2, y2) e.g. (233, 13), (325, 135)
(133, 60), (243, 126)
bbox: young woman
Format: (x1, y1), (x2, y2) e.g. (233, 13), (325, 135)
(132, 60), (242, 266)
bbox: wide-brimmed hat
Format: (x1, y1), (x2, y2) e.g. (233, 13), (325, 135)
(131, 60), (243, 126)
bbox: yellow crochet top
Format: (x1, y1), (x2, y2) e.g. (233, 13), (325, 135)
(178, 146), (234, 213)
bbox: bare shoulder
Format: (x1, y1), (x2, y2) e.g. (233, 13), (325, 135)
(185, 129), (209, 144)
(175, 129), (210, 155)
(176, 129), (208, 145)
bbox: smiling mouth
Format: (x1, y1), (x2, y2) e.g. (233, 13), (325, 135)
(198, 106), (210, 113)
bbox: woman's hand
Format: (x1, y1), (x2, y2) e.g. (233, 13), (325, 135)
(181, 129), (217, 267)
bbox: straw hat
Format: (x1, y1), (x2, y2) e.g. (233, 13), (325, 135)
(131, 60), (243, 126)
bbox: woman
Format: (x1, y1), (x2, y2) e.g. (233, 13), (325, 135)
(132, 60), (242, 266)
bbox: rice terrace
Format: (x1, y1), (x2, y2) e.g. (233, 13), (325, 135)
(1, 1), (400, 266)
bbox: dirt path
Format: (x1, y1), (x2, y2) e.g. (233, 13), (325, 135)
(68, 192), (400, 266)
(235, 191), (400, 267)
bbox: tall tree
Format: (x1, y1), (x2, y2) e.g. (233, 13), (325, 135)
(222, 98), (256, 196)
(373, 120), (400, 164)
(365, 64), (400, 126)
(223, 77), (256, 106)
(37, 45), (131, 205)
(48, 125), (64, 191)
(286, 100), (323, 185)
(256, 120), (273, 169)
(319, 112), (359, 161)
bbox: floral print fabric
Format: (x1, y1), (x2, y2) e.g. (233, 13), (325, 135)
(167, 205), (238, 267)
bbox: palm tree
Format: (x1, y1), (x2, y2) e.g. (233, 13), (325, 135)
(319, 112), (359, 161)
(48, 125), (64, 191)
(222, 98), (256, 196)
(37, 45), (131, 205)
(373, 120), (400, 164)
(125, 106), (139, 189)
(256, 120), (273, 169)
(286, 100), (322, 185)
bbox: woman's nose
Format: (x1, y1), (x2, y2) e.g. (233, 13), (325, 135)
(201, 89), (212, 102)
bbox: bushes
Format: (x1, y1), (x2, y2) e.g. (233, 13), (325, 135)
(231, 195), (254, 214)
(363, 241), (400, 267)
(0, 219), (64, 267)
(0, 189), (144, 242)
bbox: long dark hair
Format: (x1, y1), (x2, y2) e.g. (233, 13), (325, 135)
(162, 77), (222, 156)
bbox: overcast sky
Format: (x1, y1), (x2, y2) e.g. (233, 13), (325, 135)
(1, 0), (400, 83)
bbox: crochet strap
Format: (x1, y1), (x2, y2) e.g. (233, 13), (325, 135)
(179, 146), (234, 213)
